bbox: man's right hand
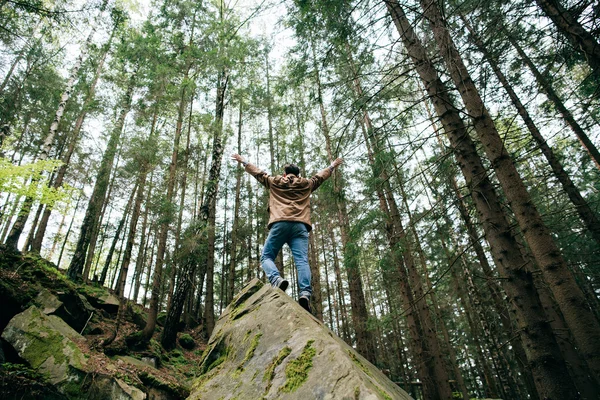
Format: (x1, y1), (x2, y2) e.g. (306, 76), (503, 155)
(331, 158), (343, 168)
(231, 154), (246, 164)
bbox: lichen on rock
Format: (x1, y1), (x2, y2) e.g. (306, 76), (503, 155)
(188, 279), (412, 400)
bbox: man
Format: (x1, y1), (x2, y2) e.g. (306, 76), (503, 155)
(231, 153), (343, 313)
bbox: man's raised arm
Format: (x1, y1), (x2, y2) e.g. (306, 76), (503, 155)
(310, 157), (344, 192)
(231, 153), (270, 188)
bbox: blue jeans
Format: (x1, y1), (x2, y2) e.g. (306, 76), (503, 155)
(261, 221), (311, 297)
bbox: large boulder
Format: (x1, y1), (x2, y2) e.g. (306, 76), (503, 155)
(1, 306), (148, 399)
(189, 279), (413, 400)
(35, 289), (95, 333)
(1, 305), (88, 387)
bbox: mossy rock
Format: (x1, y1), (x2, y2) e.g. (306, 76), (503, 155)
(178, 334), (195, 350)
(156, 312), (167, 327)
(1, 306), (87, 386)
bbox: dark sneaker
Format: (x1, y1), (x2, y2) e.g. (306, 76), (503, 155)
(299, 295), (311, 313)
(272, 277), (289, 292)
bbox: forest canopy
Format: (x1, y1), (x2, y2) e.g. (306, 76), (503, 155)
(1, 0), (599, 398)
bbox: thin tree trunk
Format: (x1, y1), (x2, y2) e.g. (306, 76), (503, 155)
(227, 100), (243, 305)
(3, 0), (109, 249)
(328, 226), (351, 343)
(140, 70), (190, 343)
(104, 173), (145, 346)
(167, 92), (195, 311)
(100, 183), (137, 286)
(67, 70), (136, 281)
(202, 68), (228, 337)
(311, 38), (375, 363)
(57, 191), (83, 269)
(464, 17), (600, 246)
(161, 68), (229, 348)
(31, 25), (116, 252)
(507, 30), (600, 169)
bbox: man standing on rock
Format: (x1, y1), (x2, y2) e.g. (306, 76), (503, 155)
(231, 153), (343, 313)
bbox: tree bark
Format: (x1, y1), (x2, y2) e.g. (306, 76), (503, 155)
(100, 183), (137, 286)
(507, 30), (600, 170)
(227, 99), (243, 305)
(421, 0), (600, 381)
(385, 1), (579, 397)
(535, 0), (600, 78)
(3, 0), (109, 248)
(67, 70), (136, 281)
(311, 38), (375, 363)
(140, 74), (189, 343)
(464, 17), (600, 246)
(31, 25), (116, 252)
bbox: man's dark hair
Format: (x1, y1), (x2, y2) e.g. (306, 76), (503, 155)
(284, 163), (300, 176)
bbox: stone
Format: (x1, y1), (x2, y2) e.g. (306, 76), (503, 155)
(86, 375), (146, 400)
(178, 334), (195, 350)
(35, 289), (95, 333)
(1, 306), (87, 386)
(116, 355), (157, 370)
(97, 293), (120, 314)
(188, 279), (413, 400)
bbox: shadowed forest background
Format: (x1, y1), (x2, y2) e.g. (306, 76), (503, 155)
(1, 0), (599, 398)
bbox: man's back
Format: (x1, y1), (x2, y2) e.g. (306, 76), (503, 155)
(244, 164), (332, 231)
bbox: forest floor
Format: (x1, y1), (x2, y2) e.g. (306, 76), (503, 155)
(0, 248), (207, 399)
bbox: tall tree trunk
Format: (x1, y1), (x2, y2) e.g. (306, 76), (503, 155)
(161, 69), (229, 349)
(56, 191), (83, 268)
(421, 0), (600, 380)
(67, 70), (135, 281)
(227, 100), (243, 305)
(464, 17), (600, 246)
(535, 0), (600, 78)
(507, 30), (600, 169)
(167, 92), (195, 311)
(384, 1), (579, 397)
(3, 0), (109, 249)
(345, 42), (452, 397)
(201, 68), (228, 337)
(421, 98), (539, 399)
(139, 71), (190, 343)
(103, 179), (142, 346)
(328, 225), (351, 343)
(31, 24), (116, 253)
(100, 183), (137, 286)
(311, 39), (375, 363)
(86, 157), (120, 282)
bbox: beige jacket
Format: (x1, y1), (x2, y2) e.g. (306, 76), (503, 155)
(245, 163), (332, 231)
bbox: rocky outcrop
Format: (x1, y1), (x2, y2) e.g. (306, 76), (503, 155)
(1, 305), (88, 386)
(36, 289), (95, 333)
(189, 279), (413, 400)
(1, 305), (147, 400)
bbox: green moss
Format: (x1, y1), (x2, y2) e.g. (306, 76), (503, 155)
(138, 371), (189, 398)
(232, 333), (262, 378)
(179, 333), (195, 349)
(280, 340), (316, 393)
(347, 352), (394, 400)
(348, 350), (371, 377)
(22, 309), (71, 369)
(354, 386), (360, 399)
(262, 346), (292, 395)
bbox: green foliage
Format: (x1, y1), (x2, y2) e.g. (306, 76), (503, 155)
(0, 158), (75, 208)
